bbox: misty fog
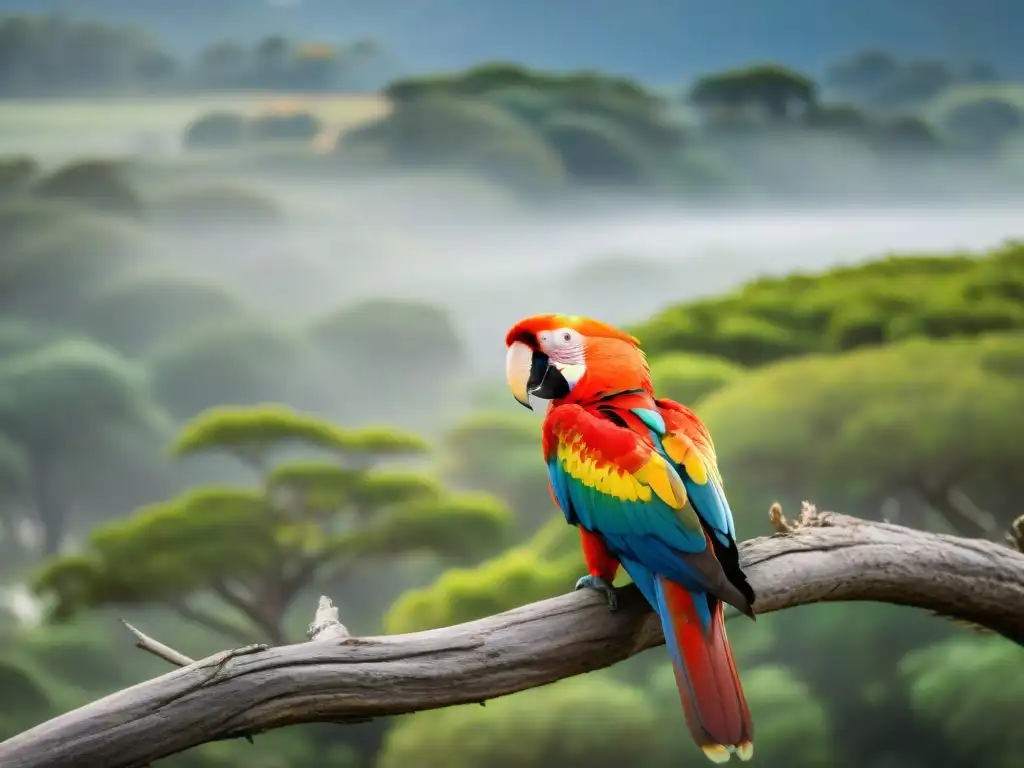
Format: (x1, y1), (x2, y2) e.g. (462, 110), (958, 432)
(116, 164), (1024, 375)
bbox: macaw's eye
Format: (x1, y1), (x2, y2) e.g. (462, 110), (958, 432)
(552, 328), (579, 347)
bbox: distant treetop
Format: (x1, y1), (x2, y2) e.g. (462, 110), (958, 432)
(631, 242), (1024, 366)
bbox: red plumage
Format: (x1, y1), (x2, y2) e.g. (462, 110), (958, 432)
(661, 576), (753, 760)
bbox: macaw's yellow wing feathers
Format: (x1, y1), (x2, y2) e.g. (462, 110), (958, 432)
(635, 453), (689, 509)
(555, 439), (651, 503)
(661, 432), (709, 485)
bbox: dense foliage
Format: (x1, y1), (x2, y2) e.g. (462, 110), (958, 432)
(632, 243), (1024, 364)
(0, 19), (1022, 768)
(0, 166), (1019, 765)
(314, 61), (1024, 196)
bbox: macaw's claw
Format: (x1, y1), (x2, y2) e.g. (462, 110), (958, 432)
(575, 574), (619, 611)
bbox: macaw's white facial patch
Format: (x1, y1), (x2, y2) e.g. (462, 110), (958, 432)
(537, 327), (586, 365)
(552, 362), (587, 389)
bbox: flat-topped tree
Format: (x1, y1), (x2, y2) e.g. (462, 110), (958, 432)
(33, 405), (513, 645)
(688, 64), (818, 122)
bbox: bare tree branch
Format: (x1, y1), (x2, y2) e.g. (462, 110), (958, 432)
(2, 504), (1024, 768)
(120, 619), (195, 667)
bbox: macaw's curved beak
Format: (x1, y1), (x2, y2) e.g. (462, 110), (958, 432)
(505, 341), (571, 410)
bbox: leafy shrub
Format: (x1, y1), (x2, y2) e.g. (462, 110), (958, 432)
(373, 95), (548, 167)
(32, 160), (143, 218)
(632, 243), (1024, 364)
(0, 155), (39, 196)
(941, 96), (1023, 151)
(152, 184), (284, 227)
(310, 298), (467, 414)
(145, 321), (323, 418)
(77, 274), (252, 356)
(182, 111), (248, 150)
(541, 111), (654, 185)
(902, 636), (1024, 768)
(0, 204), (162, 322)
(378, 676), (674, 768)
(250, 111), (323, 143)
(649, 352), (746, 404)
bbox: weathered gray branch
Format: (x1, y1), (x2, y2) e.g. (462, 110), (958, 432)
(2, 504), (1024, 768)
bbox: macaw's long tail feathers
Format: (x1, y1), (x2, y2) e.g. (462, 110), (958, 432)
(655, 576), (754, 764)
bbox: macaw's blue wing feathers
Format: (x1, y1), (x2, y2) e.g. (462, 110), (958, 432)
(657, 397), (755, 617)
(630, 406), (666, 435)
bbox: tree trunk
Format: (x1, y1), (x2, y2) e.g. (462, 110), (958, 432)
(29, 462), (64, 555)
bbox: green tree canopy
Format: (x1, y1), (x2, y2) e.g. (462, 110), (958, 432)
(689, 64), (818, 120)
(632, 243), (1024, 365)
(824, 49), (901, 98)
(309, 297), (468, 424)
(940, 96), (1024, 152)
(385, 515), (580, 634)
(901, 636), (1024, 768)
(153, 183), (285, 229)
(872, 59), (955, 109)
(697, 332), (1024, 537)
(182, 112), (249, 151)
(0, 338), (169, 554)
(377, 675), (674, 768)
(370, 63), (683, 189)
(0, 199), (163, 324)
(0, 156), (40, 197)
(32, 160), (143, 218)
(540, 111), (655, 186)
(76, 274), (253, 357)
(35, 405), (512, 644)
(145, 320), (326, 420)
(438, 410), (554, 532)
(648, 352), (746, 405)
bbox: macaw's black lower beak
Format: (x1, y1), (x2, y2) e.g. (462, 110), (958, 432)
(506, 342), (571, 410)
(528, 354), (571, 404)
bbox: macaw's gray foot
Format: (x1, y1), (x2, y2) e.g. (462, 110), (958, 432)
(575, 574), (619, 611)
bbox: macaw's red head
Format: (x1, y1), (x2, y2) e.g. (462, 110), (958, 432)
(504, 313), (651, 410)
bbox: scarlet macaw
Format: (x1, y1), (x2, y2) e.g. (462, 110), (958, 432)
(504, 313), (755, 763)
